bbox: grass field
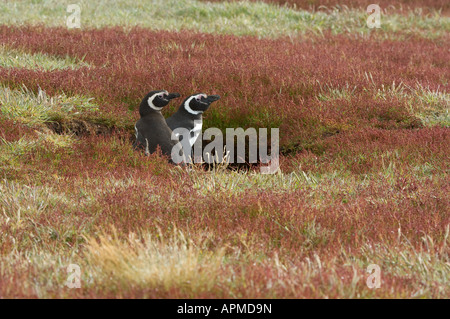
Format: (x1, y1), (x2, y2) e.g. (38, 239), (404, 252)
(0, 0), (449, 298)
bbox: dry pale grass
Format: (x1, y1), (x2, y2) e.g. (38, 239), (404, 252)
(85, 230), (225, 293)
(0, 85), (98, 126)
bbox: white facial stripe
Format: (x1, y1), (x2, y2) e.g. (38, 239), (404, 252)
(184, 94), (207, 115)
(159, 90), (169, 97)
(184, 96), (201, 115)
(148, 91), (168, 111)
(148, 94), (162, 111)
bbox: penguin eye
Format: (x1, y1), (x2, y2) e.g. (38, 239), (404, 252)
(195, 96), (201, 101)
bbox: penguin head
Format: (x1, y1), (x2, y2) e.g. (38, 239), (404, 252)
(139, 90), (180, 117)
(182, 93), (221, 116)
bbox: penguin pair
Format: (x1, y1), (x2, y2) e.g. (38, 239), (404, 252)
(133, 90), (220, 164)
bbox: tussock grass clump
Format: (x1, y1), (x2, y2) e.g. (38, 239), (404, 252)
(0, 85), (98, 126)
(360, 76), (450, 127)
(406, 85), (449, 127)
(85, 230), (225, 293)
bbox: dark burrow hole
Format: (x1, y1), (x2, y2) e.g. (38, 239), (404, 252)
(45, 119), (270, 171)
(45, 119), (114, 136)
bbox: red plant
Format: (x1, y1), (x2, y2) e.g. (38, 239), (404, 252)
(0, 26), (448, 151)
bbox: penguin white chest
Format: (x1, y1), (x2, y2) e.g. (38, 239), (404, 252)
(189, 121), (202, 147)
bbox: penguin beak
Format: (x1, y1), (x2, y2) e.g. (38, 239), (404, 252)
(196, 95), (220, 112)
(167, 92), (181, 100)
(204, 95), (221, 104)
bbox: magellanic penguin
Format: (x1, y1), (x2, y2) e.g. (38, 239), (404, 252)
(166, 93), (220, 159)
(133, 90), (185, 164)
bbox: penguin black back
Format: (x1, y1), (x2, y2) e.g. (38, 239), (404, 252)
(133, 90), (185, 163)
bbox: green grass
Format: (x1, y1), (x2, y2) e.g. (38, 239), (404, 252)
(0, 137), (38, 166)
(0, 85), (99, 126)
(0, 0), (448, 38)
(370, 81), (450, 127)
(359, 236), (450, 297)
(0, 132), (74, 169)
(0, 45), (90, 70)
(407, 85), (449, 127)
(317, 80), (450, 127)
